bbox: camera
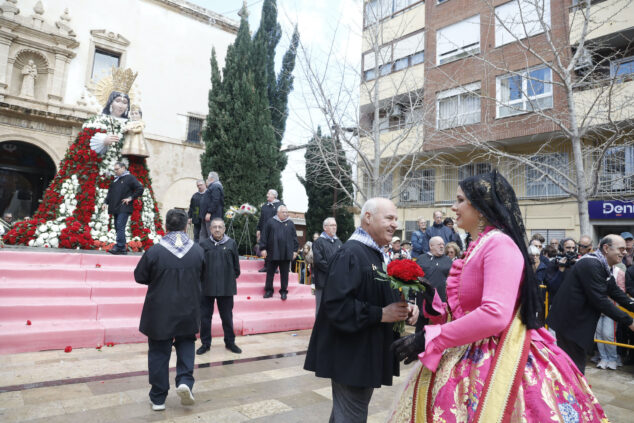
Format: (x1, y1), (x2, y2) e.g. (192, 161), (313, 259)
(555, 251), (577, 267)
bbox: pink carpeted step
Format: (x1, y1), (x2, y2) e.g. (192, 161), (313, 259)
(0, 267), (87, 283)
(89, 283), (147, 298)
(0, 251), (81, 267)
(237, 271), (300, 283)
(0, 297), (98, 321)
(0, 282), (92, 297)
(80, 253), (141, 268)
(235, 282), (311, 296)
(238, 259), (266, 271)
(232, 295), (315, 312)
(95, 298), (144, 319)
(0, 320), (104, 354)
(240, 310), (316, 334)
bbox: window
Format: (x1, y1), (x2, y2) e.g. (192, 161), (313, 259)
(365, 0), (419, 26)
(363, 32), (424, 80)
(600, 146), (634, 193)
(459, 162), (491, 180)
(436, 15), (480, 65)
(611, 56), (634, 79)
(381, 173), (394, 197)
(404, 220), (420, 242)
(495, 0), (551, 47)
(525, 153), (568, 198)
(437, 82), (481, 129)
(91, 49), (120, 81)
(497, 66), (552, 118)
(186, 116), (203, 143)
(400, 169), (435, 204)
(531, 229), (565, 245)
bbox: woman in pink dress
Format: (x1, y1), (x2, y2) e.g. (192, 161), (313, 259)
(388, 170), (608, 423)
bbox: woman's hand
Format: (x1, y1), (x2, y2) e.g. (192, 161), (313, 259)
(103, 134), (119, 146)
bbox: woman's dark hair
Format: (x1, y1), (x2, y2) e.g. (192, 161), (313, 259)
(165, 209), (188, 232)
(459, 169), (543, 329)
(543, 245), (558, 258)
(102, 91), (130, 118)
(443, 217), (454, 226)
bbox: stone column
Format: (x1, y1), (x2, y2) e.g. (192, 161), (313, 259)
(48, 53), (67, 102)
(0, 37), (11, 92)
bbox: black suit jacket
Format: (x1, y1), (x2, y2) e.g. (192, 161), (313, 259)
(312, 236), (343, 289)
(188, 192), (204, 224)
(199, 182), (224, 221)
(105, 173), (144, 215)
(547, 257), (634, 352)
(257, 200), (283, 231)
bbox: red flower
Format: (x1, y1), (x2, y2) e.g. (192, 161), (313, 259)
(26, 320), (32, 325)
(64, 346), (72, 353)
(386, 259), (424, 282)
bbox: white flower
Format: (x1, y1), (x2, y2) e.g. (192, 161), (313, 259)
(40, 233), (49, 240)
(49, 238), (59, 248)
(38, 224), (47, 232)
(28, 239), (35, 247)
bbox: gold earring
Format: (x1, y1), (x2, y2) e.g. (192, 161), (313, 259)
(478, 216), (486, 232)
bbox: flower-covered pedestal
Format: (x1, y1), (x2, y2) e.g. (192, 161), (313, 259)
(3, 114), (164, 251)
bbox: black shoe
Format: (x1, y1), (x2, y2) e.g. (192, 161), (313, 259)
(258, 267), (267, 272)
(281, 293), (287, 301)
(275, 270), (279, 274)
(196, 345), (210, 355)
(226, 344), (242, 354)
(109, 248), (127, 255)
(263, 292), (273, 298)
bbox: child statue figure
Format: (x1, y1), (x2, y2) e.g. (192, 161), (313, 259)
(121, 105), (150, 157)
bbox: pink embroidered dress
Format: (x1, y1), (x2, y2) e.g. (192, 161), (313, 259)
(388, 227), (608, 423)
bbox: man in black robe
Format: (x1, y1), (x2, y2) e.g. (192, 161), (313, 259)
(256, 189), (283, 272)
(134, 209), (204, 411)
(103, 161), (144, 255)
(187, 180), (206, 243)
(197, 218), (242, 355)
(259, 205), (298, 300)
(198, 171), (224, 241)
(312, 217), (342, 315)
(304, 198), (419, 422)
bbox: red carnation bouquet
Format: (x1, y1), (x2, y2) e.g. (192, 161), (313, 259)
(377, 259), (426, 334)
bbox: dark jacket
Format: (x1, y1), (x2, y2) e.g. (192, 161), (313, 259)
(426, 223), (453, 244)
(199, 181), (224, 221)
(312, 235), (343, 289)
(547, 256), (634, 352)
(416, 253), (452, 301)
(449, 230), (464, 251)
(188, 192), (204, 225)
(259, 217), (299, 261)
(105, 173), (144, 215)
(304, 240), (401, 388)
(626, 265), (634, 297)
(134, 242), (204, 340)
(200, 236), (240, 296)
(411, 229), (429, 257)
(544, 260), (573, 302)
(257, 200), (283, 231)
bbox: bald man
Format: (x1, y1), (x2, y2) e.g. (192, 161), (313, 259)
(304, 198), (419, 422)
(548, 234), (634, 374)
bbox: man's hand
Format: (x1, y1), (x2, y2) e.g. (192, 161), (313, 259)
(256, 230), (261, 241)
(406, 303), (419, 325)
(205, 213), (211, 222)
(391, 332), (425, 364)
(381, 301), (409, 323)
(629, 321), (634, 332)
(558, 258), (567, 271)
(121, 197), (132, 205)
(293, 252), (298, 260)
(261, 250), (267, 259)
(188, 218), (192, 224)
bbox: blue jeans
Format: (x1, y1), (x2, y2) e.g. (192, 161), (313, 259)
(595, 314), (618, 363)
(148, 335), (195, 405)
(114, 213), (129, 250)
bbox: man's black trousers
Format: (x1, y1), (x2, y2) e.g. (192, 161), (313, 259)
(265, 260), (290, 295)
(147, 335), (195, 405)
(557, 334), (587, 374)
(200, 296), (235, 347)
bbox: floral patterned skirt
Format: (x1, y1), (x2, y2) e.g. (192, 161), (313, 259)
(387, 328), (609, 423)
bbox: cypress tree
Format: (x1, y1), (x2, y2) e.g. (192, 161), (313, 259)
(201, 13), (278, 253)
(300, 128), (355, 242)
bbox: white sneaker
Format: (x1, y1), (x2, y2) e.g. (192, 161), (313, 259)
(150, 400), (165, 411)
(606, 361), (618, 370)
(596, 360), (608, 369)
(176, 384), (195, 405)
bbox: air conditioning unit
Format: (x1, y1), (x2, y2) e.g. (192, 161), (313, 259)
(391, 104), (403, 117)
(574, 48), (593, 71)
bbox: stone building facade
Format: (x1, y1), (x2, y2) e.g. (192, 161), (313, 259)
(0, 0), (238, 220)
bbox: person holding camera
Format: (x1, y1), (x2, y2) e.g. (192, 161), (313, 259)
(544, 238), (578, 307)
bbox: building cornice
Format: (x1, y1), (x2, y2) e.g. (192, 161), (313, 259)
(147, 0), (239, 34)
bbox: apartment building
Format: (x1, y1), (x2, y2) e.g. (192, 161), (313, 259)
(360, 0), (634, 243)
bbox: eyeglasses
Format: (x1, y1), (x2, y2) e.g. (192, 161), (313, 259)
(578, 244), (591, 249)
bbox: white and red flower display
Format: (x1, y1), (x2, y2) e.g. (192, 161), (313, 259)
(3, 114), (164, 251)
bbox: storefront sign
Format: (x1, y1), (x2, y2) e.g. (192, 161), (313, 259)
(589, 200), (634, 219)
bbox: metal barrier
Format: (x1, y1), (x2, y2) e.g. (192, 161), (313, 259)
(294, 259), (311, 285)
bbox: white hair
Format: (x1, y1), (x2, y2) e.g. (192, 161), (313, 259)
(322, 217), (336, 228)
(196, 179), (204, 184)
(207, 171), (219, 181)
(268, 189), (278, 198)
(361, 198), (380, 217)
(428, 236), (444, 247)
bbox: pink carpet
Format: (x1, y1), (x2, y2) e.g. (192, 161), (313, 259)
(0, 249), (315, 354)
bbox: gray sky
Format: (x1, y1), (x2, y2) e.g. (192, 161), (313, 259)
(189, 0), (362, 212)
